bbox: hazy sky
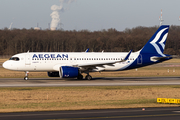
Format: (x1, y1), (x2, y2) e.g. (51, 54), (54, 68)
(0, 0), (180, 31)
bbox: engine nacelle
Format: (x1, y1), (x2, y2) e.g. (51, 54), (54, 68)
(47, 72), (60, 77)
(60, 66), (79, 78)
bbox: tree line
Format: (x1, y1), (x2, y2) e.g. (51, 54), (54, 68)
(0, 25), (180, 56)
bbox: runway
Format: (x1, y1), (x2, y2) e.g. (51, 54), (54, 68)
(0, 107), (180, 120)
(0, 76), (180, 87)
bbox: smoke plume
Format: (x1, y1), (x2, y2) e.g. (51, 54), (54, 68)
(50, 0), (76, 30)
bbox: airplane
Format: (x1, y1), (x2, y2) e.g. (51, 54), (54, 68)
(3, 25), (172, 80)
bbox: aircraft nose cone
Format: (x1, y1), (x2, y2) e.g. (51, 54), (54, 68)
(2, 61), (10, 69)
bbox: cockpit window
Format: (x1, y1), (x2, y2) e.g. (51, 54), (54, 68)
(9, 57), (20, 61)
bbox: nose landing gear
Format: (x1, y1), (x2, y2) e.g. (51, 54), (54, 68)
(24, 71), (29, 80)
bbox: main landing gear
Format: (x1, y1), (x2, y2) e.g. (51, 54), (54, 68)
(84, 72), (92, 80)
(24, 71), (29, 80)
(85, 74), (92, 80)
(77, 73), (92, 80)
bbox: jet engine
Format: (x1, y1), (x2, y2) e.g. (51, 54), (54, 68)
(60, 66), (79, 78)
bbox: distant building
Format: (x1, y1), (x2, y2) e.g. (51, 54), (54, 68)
(34, 27), (41, 30)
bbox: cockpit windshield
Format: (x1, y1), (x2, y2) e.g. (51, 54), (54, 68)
(9, 57), (20, 61)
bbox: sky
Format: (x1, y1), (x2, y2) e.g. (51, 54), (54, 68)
(0, 0), (180, 31)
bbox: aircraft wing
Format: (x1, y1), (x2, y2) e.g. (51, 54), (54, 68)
(74, 50), (132, 69)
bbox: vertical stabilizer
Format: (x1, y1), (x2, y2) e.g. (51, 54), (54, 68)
(140, 25), (169, 56)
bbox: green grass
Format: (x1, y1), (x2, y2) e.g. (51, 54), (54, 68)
(0, 85), (180, 112)
(0, 99), (156, 109)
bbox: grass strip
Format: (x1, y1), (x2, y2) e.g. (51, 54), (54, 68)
(0, 85), (180, 112)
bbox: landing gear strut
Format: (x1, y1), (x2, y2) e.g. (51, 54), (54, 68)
(24, 71), (29, 80)
(85, 74), (92, 80)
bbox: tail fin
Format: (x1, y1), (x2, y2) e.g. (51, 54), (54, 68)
(140, 25), (169, 56)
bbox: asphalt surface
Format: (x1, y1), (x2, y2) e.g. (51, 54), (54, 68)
(1, 77), (180, 120)
(0, 107), (180, 120)
(0, 77), (180, 87)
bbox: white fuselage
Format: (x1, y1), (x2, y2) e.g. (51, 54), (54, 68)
(3, 52), (140, 72)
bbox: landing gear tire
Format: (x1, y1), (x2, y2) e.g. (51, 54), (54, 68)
(24, 76), (29, 80)
(24, 71), (29, 81)
(77, 74), (83, 80)
(85, 75), (92, 80)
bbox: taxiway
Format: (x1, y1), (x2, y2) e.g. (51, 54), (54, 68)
(0, 77), (180, 87)
(0, 107), (180, 120)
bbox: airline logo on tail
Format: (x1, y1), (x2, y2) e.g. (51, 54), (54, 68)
(150, 27), (168, 57)
(140, 25), (169, 56)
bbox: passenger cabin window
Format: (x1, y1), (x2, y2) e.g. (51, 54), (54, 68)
(9, 57), (20, 61)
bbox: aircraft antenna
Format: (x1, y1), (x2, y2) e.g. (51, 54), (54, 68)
(159, 9), (164, 26)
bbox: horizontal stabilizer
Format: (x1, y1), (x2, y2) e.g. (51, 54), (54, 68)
(151, 55), (172, 61)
